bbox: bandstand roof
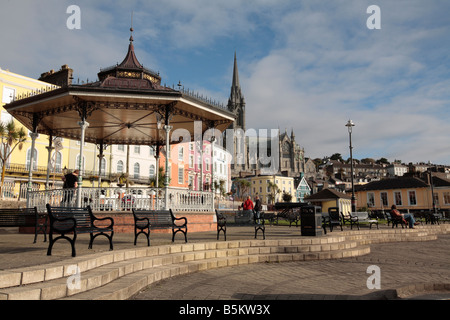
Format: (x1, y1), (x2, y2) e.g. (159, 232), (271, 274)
(4, 31), (235, 146)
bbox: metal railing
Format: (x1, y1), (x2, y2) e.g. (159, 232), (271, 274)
(27, 186), (214, 213)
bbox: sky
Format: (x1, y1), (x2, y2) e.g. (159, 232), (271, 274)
(1, 0), (449, 165)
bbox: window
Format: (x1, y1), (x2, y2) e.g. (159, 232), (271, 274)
(394, 191), (402, 206)
(433, 193), (439, 206)
(53, 151), (62, 172)
(189, 155), (194, 168)
(26, 148), (38, 170)
(380, 192), (388, 207)
(443, 192), (450, 205)
(178, 147), (184, 161)
(100, 158), (106, 175)
(2, 87), (15, 104)
(367, 192), (375, 207)
(149, 147), (154, 156)
(118, 145), (124, 152)
(134, 145), (140, 154)
(133, 163), (140, 179)
(117, 160), (124, 173)
(149, 164), (155, 177)
(178, 167), (184, 184)
(408, 190), (417, 206)
(75, 154), (85, 171)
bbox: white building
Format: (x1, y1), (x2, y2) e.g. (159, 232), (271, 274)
(387, 163), (408, 177)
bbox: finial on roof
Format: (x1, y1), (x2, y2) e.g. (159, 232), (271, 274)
(129, 11), (134, 42)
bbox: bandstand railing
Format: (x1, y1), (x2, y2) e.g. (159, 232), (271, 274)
(28, 187), (214, 213)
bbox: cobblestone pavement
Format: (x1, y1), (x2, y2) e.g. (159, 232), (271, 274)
(131, 234), (450, 300)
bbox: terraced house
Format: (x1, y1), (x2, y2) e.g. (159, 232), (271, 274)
(354, 175), (450, 214)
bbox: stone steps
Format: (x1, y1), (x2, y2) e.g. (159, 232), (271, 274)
(1, 224), (448, 300)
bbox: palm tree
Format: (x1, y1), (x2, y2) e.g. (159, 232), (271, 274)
(267, 180), (280, 204)
(234, 178), (251, 200)
(0, 120), (27, 193)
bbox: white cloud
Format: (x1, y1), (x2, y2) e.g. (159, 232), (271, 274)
(0, 0), (448, 165)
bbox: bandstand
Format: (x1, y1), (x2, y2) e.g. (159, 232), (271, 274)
(3, 29), (235, 214)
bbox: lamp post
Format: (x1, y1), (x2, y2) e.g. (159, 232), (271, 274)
(346, 120), (356, 213)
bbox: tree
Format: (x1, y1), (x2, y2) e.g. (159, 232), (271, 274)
(234, 179), (251, 200)
(149, 166), (169, 188)
(282, 190), (292, 202)
(0, 120), (27, 192)
(267, 180), (280, 204)
(330, 153), (343, 162)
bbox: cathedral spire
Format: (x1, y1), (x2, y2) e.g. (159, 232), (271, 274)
(228, 52), (245, 130)
(232, 51), (240, 89)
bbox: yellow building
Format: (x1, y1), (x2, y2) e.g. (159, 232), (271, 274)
(354, 176), (450, 213)
(241, 174), (297, 205)
(304, 188), (352, 215)
(0, 67), (72, 197)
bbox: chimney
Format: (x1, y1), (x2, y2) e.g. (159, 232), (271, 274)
(39, 65), (73, 86)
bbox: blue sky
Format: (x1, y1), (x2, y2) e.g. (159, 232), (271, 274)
(1, 0), (449, 165)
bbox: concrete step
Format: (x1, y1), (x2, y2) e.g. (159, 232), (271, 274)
(63, 245), (372, 300)
(0, 236), (364, 300)
(1, 224), (448, 300)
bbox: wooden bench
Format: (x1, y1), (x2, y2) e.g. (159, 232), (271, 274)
(216, 210), (265, 240)
(0, 207), (47, 243)
(132, 209), (187, 245)
(349, 212), (379, 229)
(385, 212), (407, 228)
(46, 204), (114, 257)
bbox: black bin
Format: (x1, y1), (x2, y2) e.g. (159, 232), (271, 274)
(300, 206), (323, 236)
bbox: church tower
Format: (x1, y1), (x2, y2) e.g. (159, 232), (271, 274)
(227, 52), (246, 131)
(226, 53), (248, 177)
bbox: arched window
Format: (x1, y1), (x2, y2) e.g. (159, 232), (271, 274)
(75, 154), (85, 171)
(134, 162), (140, 179)
(26, 148), (38, 170)
(149, 164), (155, 177)
(117, 160), (124, 173)
(99, 158), (106, 176)
(53, 151), (62, 172)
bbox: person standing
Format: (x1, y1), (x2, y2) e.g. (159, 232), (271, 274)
(62, 170), (79, 205)
(254, 195), (262, 219)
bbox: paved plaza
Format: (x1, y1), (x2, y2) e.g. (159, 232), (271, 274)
(131, 233), (450, 300)
(0, 223), (449, 303)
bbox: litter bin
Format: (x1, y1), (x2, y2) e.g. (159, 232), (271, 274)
(300, 206), (323, 236)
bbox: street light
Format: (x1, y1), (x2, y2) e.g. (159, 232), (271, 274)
(346, 119), (356, 213)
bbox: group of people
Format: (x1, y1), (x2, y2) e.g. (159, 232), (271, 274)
(239, 195), (263, 218)
(238, 196), (419, 229)
(61, 171), (419, 231)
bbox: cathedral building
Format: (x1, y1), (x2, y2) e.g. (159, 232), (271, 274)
(225, 54), (306, 179)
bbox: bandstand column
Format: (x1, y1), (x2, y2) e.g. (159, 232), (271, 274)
(210, 135), (216, 212)
(97, 141), (106, 187)
(77, 120), (89, 207)
(45, 135), (53, 190)
(26, 131), (39, 208)
(164, 124), (172, 210)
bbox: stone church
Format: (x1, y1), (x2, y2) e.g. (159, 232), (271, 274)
(225, 53), (306, 179)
